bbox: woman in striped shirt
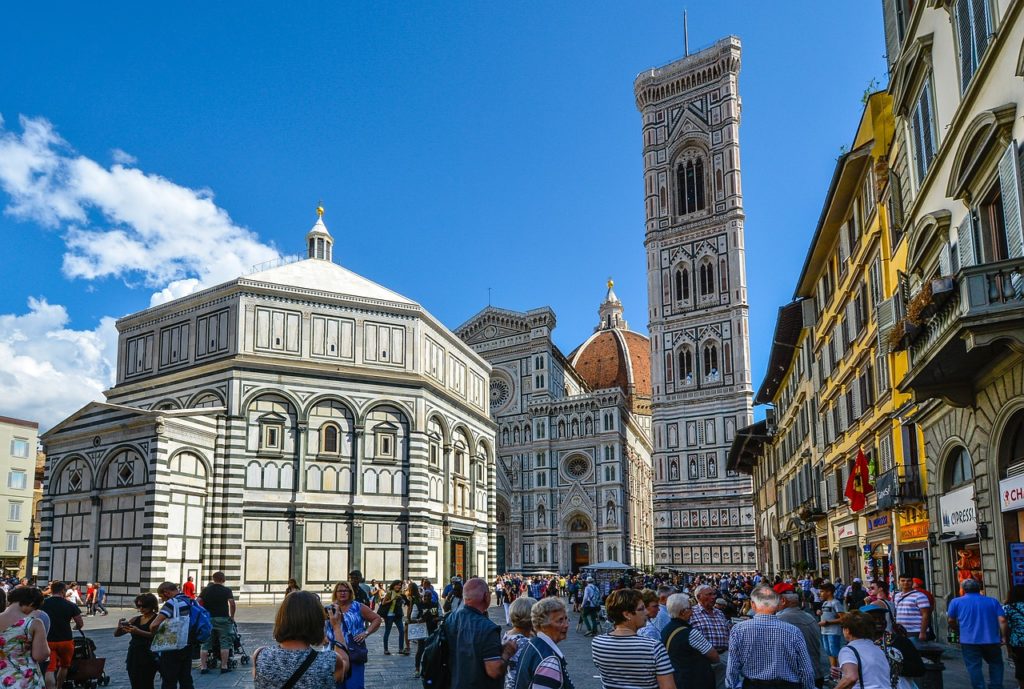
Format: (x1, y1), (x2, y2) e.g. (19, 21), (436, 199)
(592, 589), (675, 689)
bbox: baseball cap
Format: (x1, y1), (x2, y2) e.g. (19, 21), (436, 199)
(773, 582), (795, 594)
(853, 578), (862, 583)
(860, 604), (885, 614)
(912, 578), (925, 586)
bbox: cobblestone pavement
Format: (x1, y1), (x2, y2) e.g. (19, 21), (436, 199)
(81, 603), (1008, 689)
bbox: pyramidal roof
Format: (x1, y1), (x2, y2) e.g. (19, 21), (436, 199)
(243, 258), (417, 306)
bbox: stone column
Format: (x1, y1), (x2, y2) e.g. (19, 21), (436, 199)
(88, 493), (102, 582)
(351, 517), (363, 574)
(292, 516), (305, 588)
(353, 428), (365, 498)
(442, 519), (451, 582)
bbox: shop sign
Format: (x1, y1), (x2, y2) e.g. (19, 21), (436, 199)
(898, 519), (929, 542)
(1000, 474), (1024, 512)
(939, 485), (977, 538)
(867, 514), (890, 532)
(875, 470), (897, 509)
(836, 522), (857, 541)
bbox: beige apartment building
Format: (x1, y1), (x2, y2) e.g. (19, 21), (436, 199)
(0, 416), (39, 575)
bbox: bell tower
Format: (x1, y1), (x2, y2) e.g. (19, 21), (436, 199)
(635, 37), (755, 572)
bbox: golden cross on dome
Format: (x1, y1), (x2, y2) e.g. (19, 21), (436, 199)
(316, 200), (324, 218)
(607, 277), (614, 289)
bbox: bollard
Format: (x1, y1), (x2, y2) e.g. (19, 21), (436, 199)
(918, 658), (945, 689)
(916, 643), (946, 689)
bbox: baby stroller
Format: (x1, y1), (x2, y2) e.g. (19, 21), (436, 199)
(204, 620), (249, 669)
(66, 631), (110, 688)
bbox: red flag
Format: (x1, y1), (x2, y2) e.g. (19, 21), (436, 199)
(844, 448), (874, 511)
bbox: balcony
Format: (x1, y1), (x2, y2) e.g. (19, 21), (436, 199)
(798, 495), (827, 521)
(900, 258), (1024, 406)
(875, 465), (926, 509)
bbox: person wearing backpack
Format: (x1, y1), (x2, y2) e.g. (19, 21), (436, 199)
(151, 582), (200, 689)
(198, 572), (237, 674)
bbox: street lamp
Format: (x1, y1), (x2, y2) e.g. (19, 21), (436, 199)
(24, 524), (38, 580)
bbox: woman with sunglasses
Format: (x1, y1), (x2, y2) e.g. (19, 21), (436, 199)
(327, 582), (381, 689)
(592, 589), (676, 689)
(114, 593), (160, 689)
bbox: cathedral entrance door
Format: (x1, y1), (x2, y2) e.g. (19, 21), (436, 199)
(450, 539), (468, 580)
(570, 543), (590, 573)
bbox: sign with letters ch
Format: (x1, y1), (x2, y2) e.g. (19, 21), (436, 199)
(939, 485), (977, 538)
(1000, 474), (1024, 512)
(875, 470), (897, 510)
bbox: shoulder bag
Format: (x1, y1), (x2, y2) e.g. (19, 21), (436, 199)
(150, 599), (190, 653)
(342, 604), (369, 665)
(281, 649), (319, 689)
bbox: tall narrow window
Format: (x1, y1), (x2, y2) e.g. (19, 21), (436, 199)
(679, 349), (693, 382)
(322, 424), (340, 454)
(695, 158), (706, 210)
(686, 161), (697, 212)
(675, 270), (683, 300)
(954, 0), (992, 92)
(910, 76), (938, 185)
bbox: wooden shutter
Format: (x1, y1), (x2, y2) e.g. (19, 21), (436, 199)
(954, 0), (974, 92)
(802, 298), (817, 329)
(999, 140), (1024, 259)
(852, 381), (862, 420)
(883, 0), (901, 68)
(939, 243), (952, 276)
(957, 213), (977, 268)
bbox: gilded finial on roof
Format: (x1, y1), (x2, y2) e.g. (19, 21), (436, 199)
(316, 200), (324, 218)
(607, 277), (614, 289)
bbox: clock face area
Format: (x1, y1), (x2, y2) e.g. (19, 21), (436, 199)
(489, 375), (512, 413)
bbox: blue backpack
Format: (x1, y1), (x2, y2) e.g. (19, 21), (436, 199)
(187, 599), (213, 644)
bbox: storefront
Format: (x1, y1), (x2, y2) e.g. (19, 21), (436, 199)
(836, 521), (859, 582)
(896, 507), (930, 586)
(865, 513), (893, 587)
(999, 473), (1024, 588)
(939, 484), (981, 595)
(818, 534), (831, 577)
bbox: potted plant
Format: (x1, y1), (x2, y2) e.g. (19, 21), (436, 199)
(906, 281), (933, 323)
(888, 320), (908, 351)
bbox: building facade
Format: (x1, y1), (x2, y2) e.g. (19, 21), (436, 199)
(456, 284), (655, 574)
(0, 417), (39, 575)
(634, 37), (756, 571)
(881, 0), (1024, 634)
(39, 211), (496, 602)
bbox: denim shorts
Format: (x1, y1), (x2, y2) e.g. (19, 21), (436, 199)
(822, 633), (845, 657)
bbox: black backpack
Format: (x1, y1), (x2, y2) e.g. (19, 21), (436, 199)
(420, 615), (451, 689)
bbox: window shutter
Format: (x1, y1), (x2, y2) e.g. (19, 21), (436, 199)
(839, 400), (848, 432)
(883, 0), (901, 68)
(955, 0), (974, 92)
(839, 225), (851, 265)
(880, 433), (893, 472)
(876, 296), (895, 355)
(999, 140), (1024, 259)
(939, 242), (952, 276)
(877, 352), (890, 392)
(888, 169), (905, 231)
(801, 298), (817, 328)
(957, 213), (977, 268)
(846, 302), (858, 339)
(852, 382), (861, 420)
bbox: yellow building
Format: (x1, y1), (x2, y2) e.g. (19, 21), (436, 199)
(792, 90), (932, 585)
(0, 416), (39, 576)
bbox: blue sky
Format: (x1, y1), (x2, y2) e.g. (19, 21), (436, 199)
(0, 2), (886, 428)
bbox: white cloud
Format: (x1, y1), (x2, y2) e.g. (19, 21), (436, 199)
(0, 114), (280, 292)
(0, 115), (284, 430)
(111, 148), (136, 165)
(0, 298), (118, 430)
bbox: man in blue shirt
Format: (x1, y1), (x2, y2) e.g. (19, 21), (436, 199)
(445, 578), (516, 689)
(947, 578), (1006, 689)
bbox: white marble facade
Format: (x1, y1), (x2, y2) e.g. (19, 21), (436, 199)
(39, 212), (496, 602)
(456, 287), (655, 574)
(635, 37), (756, 571)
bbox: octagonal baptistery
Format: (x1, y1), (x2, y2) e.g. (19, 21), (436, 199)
(39, 210), (496, 603)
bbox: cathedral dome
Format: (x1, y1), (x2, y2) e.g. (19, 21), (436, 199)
(568, 281), (651, 411)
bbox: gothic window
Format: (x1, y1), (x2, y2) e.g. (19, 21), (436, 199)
(703, 344), (719, 379)
(699, 262), (715, 296)
(675, 268), (690, 301)
(678, 348), (694, 383)
(566, 456), (589, 478)
(676, 156), (707, 215)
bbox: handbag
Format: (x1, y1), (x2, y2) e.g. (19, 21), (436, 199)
(407, 622), (428, 641)
(150, 600), (190, 653)
(342, 608), (369, 665)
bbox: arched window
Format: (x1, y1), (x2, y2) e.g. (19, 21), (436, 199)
(678, 349), (694, 382)
(676, 157), (707, 216)
(321, 423), (340, 455)
(704, 344), (719, 377)
(699, 262), (715, 296)
(947, 446), (973, 489)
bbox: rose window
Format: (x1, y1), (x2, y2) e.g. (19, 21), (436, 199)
(566, 456), (589, 478)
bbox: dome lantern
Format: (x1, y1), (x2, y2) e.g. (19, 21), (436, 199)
(597, 277), (627, 331)
(306, 203), (333, 262)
